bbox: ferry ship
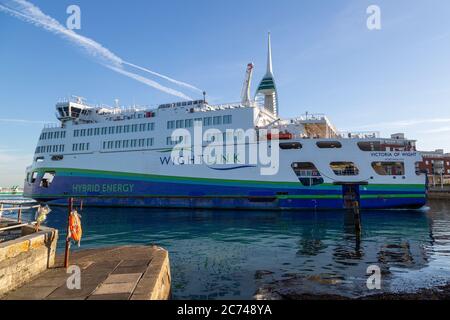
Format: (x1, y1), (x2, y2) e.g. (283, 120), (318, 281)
(23, 36), (427, 210)
(0, 186), (23, 195)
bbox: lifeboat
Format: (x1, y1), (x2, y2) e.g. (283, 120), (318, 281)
(267, 132), (293, 140)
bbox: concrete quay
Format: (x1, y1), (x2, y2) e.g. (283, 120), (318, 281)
(2, 245), (171, 300)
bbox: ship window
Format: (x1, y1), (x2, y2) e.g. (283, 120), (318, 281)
(176, 120), (184, 128)
(132, 124), (138, 132)
(291, 162), (324, 186)
(74, 130), (79, 137)
(213, 116), (222, 125)
(330, 162), (359, 176)
(139, 124), (146, 131)
(185, 119), (193, 128)
(52, 155), (64, 161)
(357, 141), (382, 151)
(223, 115), (232, 124)
(203, 117), (212, 126)
(372, 162), (405, 176)
(317, 141), (342, 149)
(31, 171), (38, 183)
(87, 128), (93, 136)
(35, 156), (44, 162)
(167, 121), (175, 130)
(280, 142), (302, 150)
(40, 171), (55, 188)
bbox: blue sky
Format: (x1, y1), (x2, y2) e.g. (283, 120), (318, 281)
(1, 0), (450, 185)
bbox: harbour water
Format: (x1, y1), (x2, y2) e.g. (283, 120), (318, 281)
(1, 195), (449, 299)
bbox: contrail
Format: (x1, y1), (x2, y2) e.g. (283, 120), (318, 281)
(123, 62), (203, 94)
(106, 65), (192, 101)
(0, 0), (197, 100)
(0, 118), (51, 124)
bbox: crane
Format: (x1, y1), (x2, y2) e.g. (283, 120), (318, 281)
(240, 63), (254, 106)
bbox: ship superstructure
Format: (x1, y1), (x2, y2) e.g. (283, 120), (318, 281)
(23, 35), (427, 210)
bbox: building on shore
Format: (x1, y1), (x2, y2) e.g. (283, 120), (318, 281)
(418, 149), (450, 186)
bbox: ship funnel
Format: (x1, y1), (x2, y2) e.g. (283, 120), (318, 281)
(255, 32), (278, 116)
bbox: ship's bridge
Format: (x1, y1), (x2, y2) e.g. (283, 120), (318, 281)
(56, 96), (95, 124)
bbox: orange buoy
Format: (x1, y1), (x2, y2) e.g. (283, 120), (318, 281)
(68, 210), (82, 246)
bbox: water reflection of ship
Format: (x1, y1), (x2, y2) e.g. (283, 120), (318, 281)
(296, 211), (431, 278)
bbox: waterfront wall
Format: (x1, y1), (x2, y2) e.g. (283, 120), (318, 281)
(428, 192), (450, 200)
(131, 247), (171, 300)
(0, 224), (58, 297)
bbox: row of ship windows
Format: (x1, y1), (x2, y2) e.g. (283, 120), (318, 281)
(73, 123), (155, 137)
(166, 132), (243, 146)
(36, 138), (156, 155)
(102, 138), (155, 150)
(39, 131), (66, 140)
(167, 115), (232, 129)
(72, 143), (90, 152)
(36, 145), (65, 154)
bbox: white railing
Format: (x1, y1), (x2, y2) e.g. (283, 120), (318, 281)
(338, 131), (380, 139)
(44, 123), (62, 129)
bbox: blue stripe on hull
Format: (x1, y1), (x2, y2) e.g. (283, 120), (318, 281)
(24, 175), (427, 210)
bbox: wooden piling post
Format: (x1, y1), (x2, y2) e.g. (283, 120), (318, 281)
(17, 206), (22, 223)
(353, 200), (361, 236)
(64, 197), (74, 269)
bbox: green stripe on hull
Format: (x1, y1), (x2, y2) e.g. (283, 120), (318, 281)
(360, 194), (426, 199)
(32, 167), (425, 191)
